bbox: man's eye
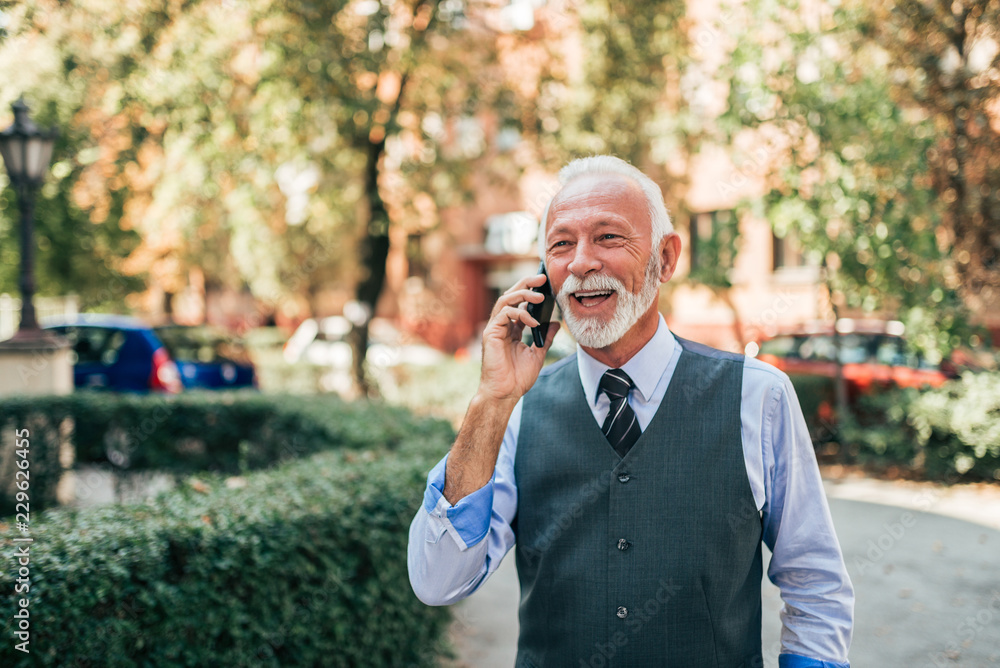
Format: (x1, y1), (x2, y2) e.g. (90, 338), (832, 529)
(601, 234), (619, 240)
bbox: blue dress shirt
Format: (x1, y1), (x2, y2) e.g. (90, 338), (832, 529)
(408, 315), (854, 667)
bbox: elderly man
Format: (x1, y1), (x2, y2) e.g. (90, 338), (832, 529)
(408, 155), (854, 667)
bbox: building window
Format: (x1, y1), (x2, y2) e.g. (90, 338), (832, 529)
(689, 210), (737, 280)
(772, 229), (806, 272)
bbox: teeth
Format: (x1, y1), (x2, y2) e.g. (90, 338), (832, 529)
(575, 291), (612, 298)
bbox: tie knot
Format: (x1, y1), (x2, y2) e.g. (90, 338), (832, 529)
(599, 368), (635, 400)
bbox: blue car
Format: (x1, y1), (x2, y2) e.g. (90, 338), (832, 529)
(153, 325), (257, 390)
(44, 315), (183, 393)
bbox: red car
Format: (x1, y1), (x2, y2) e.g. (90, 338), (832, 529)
(755, 319), (950, 391)
(751, 319), (955, 429)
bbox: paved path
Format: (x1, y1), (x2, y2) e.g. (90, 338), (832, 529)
(441, 477), (1000, 667)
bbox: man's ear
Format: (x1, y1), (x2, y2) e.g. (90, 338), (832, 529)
(658, 233), (682, 283)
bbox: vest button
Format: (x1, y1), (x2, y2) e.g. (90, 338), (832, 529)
(617, 538), (631, 551)
(617, 473), (631, 483)
(616, 606), (628, 619)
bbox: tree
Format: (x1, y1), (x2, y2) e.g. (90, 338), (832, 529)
(717, 0), (981, 420)
(0, 0), (555, 394)
(859, 0), (1000, 306)
(271, 0), (461, 396)
(0, 1), (146, 310)
(538, 0), (755, 343)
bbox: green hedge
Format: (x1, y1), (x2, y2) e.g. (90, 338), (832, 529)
(842, 372), (1000, 481)
(0, 392), (453, 513)
(0, 424), (452, 667)
(0, 411), (66, 518)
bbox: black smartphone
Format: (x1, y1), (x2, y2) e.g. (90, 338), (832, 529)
(525, 261), (555, 347)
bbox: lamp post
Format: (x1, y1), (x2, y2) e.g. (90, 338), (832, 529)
(0, 94), (70, 397)
(0, 96), (57, 336)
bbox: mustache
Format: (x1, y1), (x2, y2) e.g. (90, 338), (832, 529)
(557, 273), (625, 300)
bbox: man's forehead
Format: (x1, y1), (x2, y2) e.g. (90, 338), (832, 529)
(553, 173), (641, 204)
(546, 173), (647, 229)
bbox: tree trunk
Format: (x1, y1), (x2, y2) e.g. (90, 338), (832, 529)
(343, 1), (439, 397)
(347, 137), (391, 397)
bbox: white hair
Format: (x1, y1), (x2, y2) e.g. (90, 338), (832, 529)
(537, 155), (673, 259)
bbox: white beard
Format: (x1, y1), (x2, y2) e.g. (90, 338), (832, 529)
(556, 252), (662, 349)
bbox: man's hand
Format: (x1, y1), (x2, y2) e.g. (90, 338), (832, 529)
(442, 273), (560, 505)
(479, 273), (560, 403)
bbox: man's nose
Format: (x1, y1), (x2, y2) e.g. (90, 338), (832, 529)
(567, 242), (602, 277)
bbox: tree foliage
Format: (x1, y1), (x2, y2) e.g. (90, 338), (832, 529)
(0, 1), (147, 309)
(718, 0), (988, 357)
(7, 0), (987, 395)
(2, 3), (498, 286)
(858, 0), (1000, 302)
(0, 0), (543, 392)
(0, 0), (702, 392)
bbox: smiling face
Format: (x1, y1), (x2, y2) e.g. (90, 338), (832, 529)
(544, 173), (679, 362)
(556, 246), (662, 349)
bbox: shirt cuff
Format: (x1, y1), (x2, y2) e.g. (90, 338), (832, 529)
(778, 653), (849, 668)
(422, 454), (495, 550)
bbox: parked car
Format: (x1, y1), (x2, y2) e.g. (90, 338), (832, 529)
(749, 319), (973, 435)
(753, 319), (953, 396)
(154, 325), (257, 390)
(44, 315), (183, 393)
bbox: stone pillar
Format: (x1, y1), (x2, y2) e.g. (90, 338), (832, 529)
(0, 330), (73, 397)
(0, 328), (75, 506)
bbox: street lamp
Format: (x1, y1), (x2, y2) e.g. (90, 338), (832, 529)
(0, 96), (57, 334)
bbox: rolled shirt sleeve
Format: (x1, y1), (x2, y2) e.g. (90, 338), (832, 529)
(421, 453), (496, 550)
(407, 400), (521, 606)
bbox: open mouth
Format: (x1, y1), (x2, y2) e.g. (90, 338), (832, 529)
(572, 290), (615, 308)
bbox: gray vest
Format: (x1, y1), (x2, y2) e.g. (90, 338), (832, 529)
(514, 337), (763, 668)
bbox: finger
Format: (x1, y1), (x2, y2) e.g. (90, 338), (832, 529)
(503, 272), (546, 293)
(484, 306), (524, 340)
(499, 305), (539, 329)
(500, 288), (547, 308)
(491, 288), (546, 318)
(502, 272), (548, 296)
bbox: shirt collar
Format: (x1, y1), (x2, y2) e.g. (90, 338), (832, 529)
(577, 314), (675, 407)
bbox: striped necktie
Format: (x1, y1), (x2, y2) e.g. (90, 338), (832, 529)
(599, 368), (642, 457)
